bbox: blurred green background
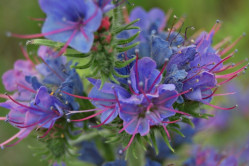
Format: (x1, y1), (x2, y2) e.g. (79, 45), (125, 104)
(0, 0), (248, 165)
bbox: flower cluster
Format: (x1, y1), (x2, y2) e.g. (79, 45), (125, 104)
(1, 0), (248, 165)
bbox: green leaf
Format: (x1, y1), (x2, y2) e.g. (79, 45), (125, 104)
(113, 18), (140, 34)
(115, 56), (136, 68)
(112, 69), (129, 78)
(64, 53), (91, 58)
(116, 42), (139, 52)
(117, 31), (140, 45)
(27, 39), (64, 48)
(73, 57), (94, 69)
(150, 131), (159, 155)
(124, 26), (141, 31)
(169, 127), (185, 138)
(181, 117), (195, 128)
(159, 128), (175, 153)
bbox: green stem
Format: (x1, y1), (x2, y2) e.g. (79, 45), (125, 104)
(69, 129), (111, 145)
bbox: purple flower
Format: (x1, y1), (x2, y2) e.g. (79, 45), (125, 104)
(118, 57), (189, 150)
(0, 86), (65, 148)
(39, 0), (102, 53)
(2, 59), (39, 101)
(184, 146), (238, 166)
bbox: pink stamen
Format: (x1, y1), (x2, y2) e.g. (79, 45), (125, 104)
(162, 119), (181, 124)
(173, 17), (185, 30)
(213, 60), (246, 73)
(80, 28), (89, 40)
(0, 94), (8, 99)
(209, 51), (234, 72)
(123, 119), (141, 151)
(70, 108), (109, 122)
(214, 36), (231, 50)
(16, 116), (49, 128)
(159, 106), (190, 116)
(166, 15), (177, 40)
(128, 82), (139, 95)
(83, 6), (99, 25)
(38, 122), (54, 138)
(66, 108), (104, 115)
(0, 129), (26, 148)
(10, 26), (75, 39)
(216, 65), (248, 79)
(148, 60), (168, 93)
(219, 34), (244, 56)
(202, 87), (218, 100)
(20, 45), (36, 66)
(17, 83), (36, 93)
(6, 94), (46, 113)
(56, 29), (78, 57)
(217, 74), (238, 86)
(162, 124), (171, 140)
(204, 102), (237, 110)
(62, 91), (116, 102)
(91, 108), (116, 128)
(122, 6), (130, 24)
(39, 57), (65, 81)
(5, 138), (23, 148)
(28, 17), (45, 21)
(160, 9), (173, 31)
(0, 117), (6, 121)
(158, 88), (193, 105)
(212, 92), (236, 97)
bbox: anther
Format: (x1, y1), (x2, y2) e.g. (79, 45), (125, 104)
(127, 80), (132, 84)
(118, 149), (123, 155)
(135, 49), (139, 53)
(191, 27), (195, 30)
(50, 106), (54, 110)
(67, 119), (71, 123)
(234, 49), (238, 53)
(6, 31), (12, 37)
(139, 81), (143, 87)
(216, 19), (220, 23)
(242, 32), (246, 37)
(65, 101), (69, 105)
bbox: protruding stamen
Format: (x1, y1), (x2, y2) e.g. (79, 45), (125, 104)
(214, 36), (231, 50)
(159, 106), (190, 116)
(91, 108), (116, 128)
(204, 102), (237, 110)
(158, 88), (193, 105)
(148, 59), (168, 93)
(219, 33), (245, 56)
(8, 26), (74, 39)
(56, 29), (78, 57)
(173, 16), (185, 30)
(123, 119), (141, 151)
(0, 129), (26, 148)
(122, 6), (130, 24)
(209, 51), (235, 72)
(160, 9), (173, 31)
(62, 91), (116, 102)
(0, 117), (6, 121)
(70, 108), (109, 122)
(39, 57), (65, 81)
(166, 15), (178, 40)
(19, 45), (36, 66)
(119, 118), (136, 134)
(216, 64), (248, 79)
(17, 83), (36, 93)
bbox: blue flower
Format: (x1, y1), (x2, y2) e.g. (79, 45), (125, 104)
(39, 0), (102, 53)
(78, 141), (104, 165)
